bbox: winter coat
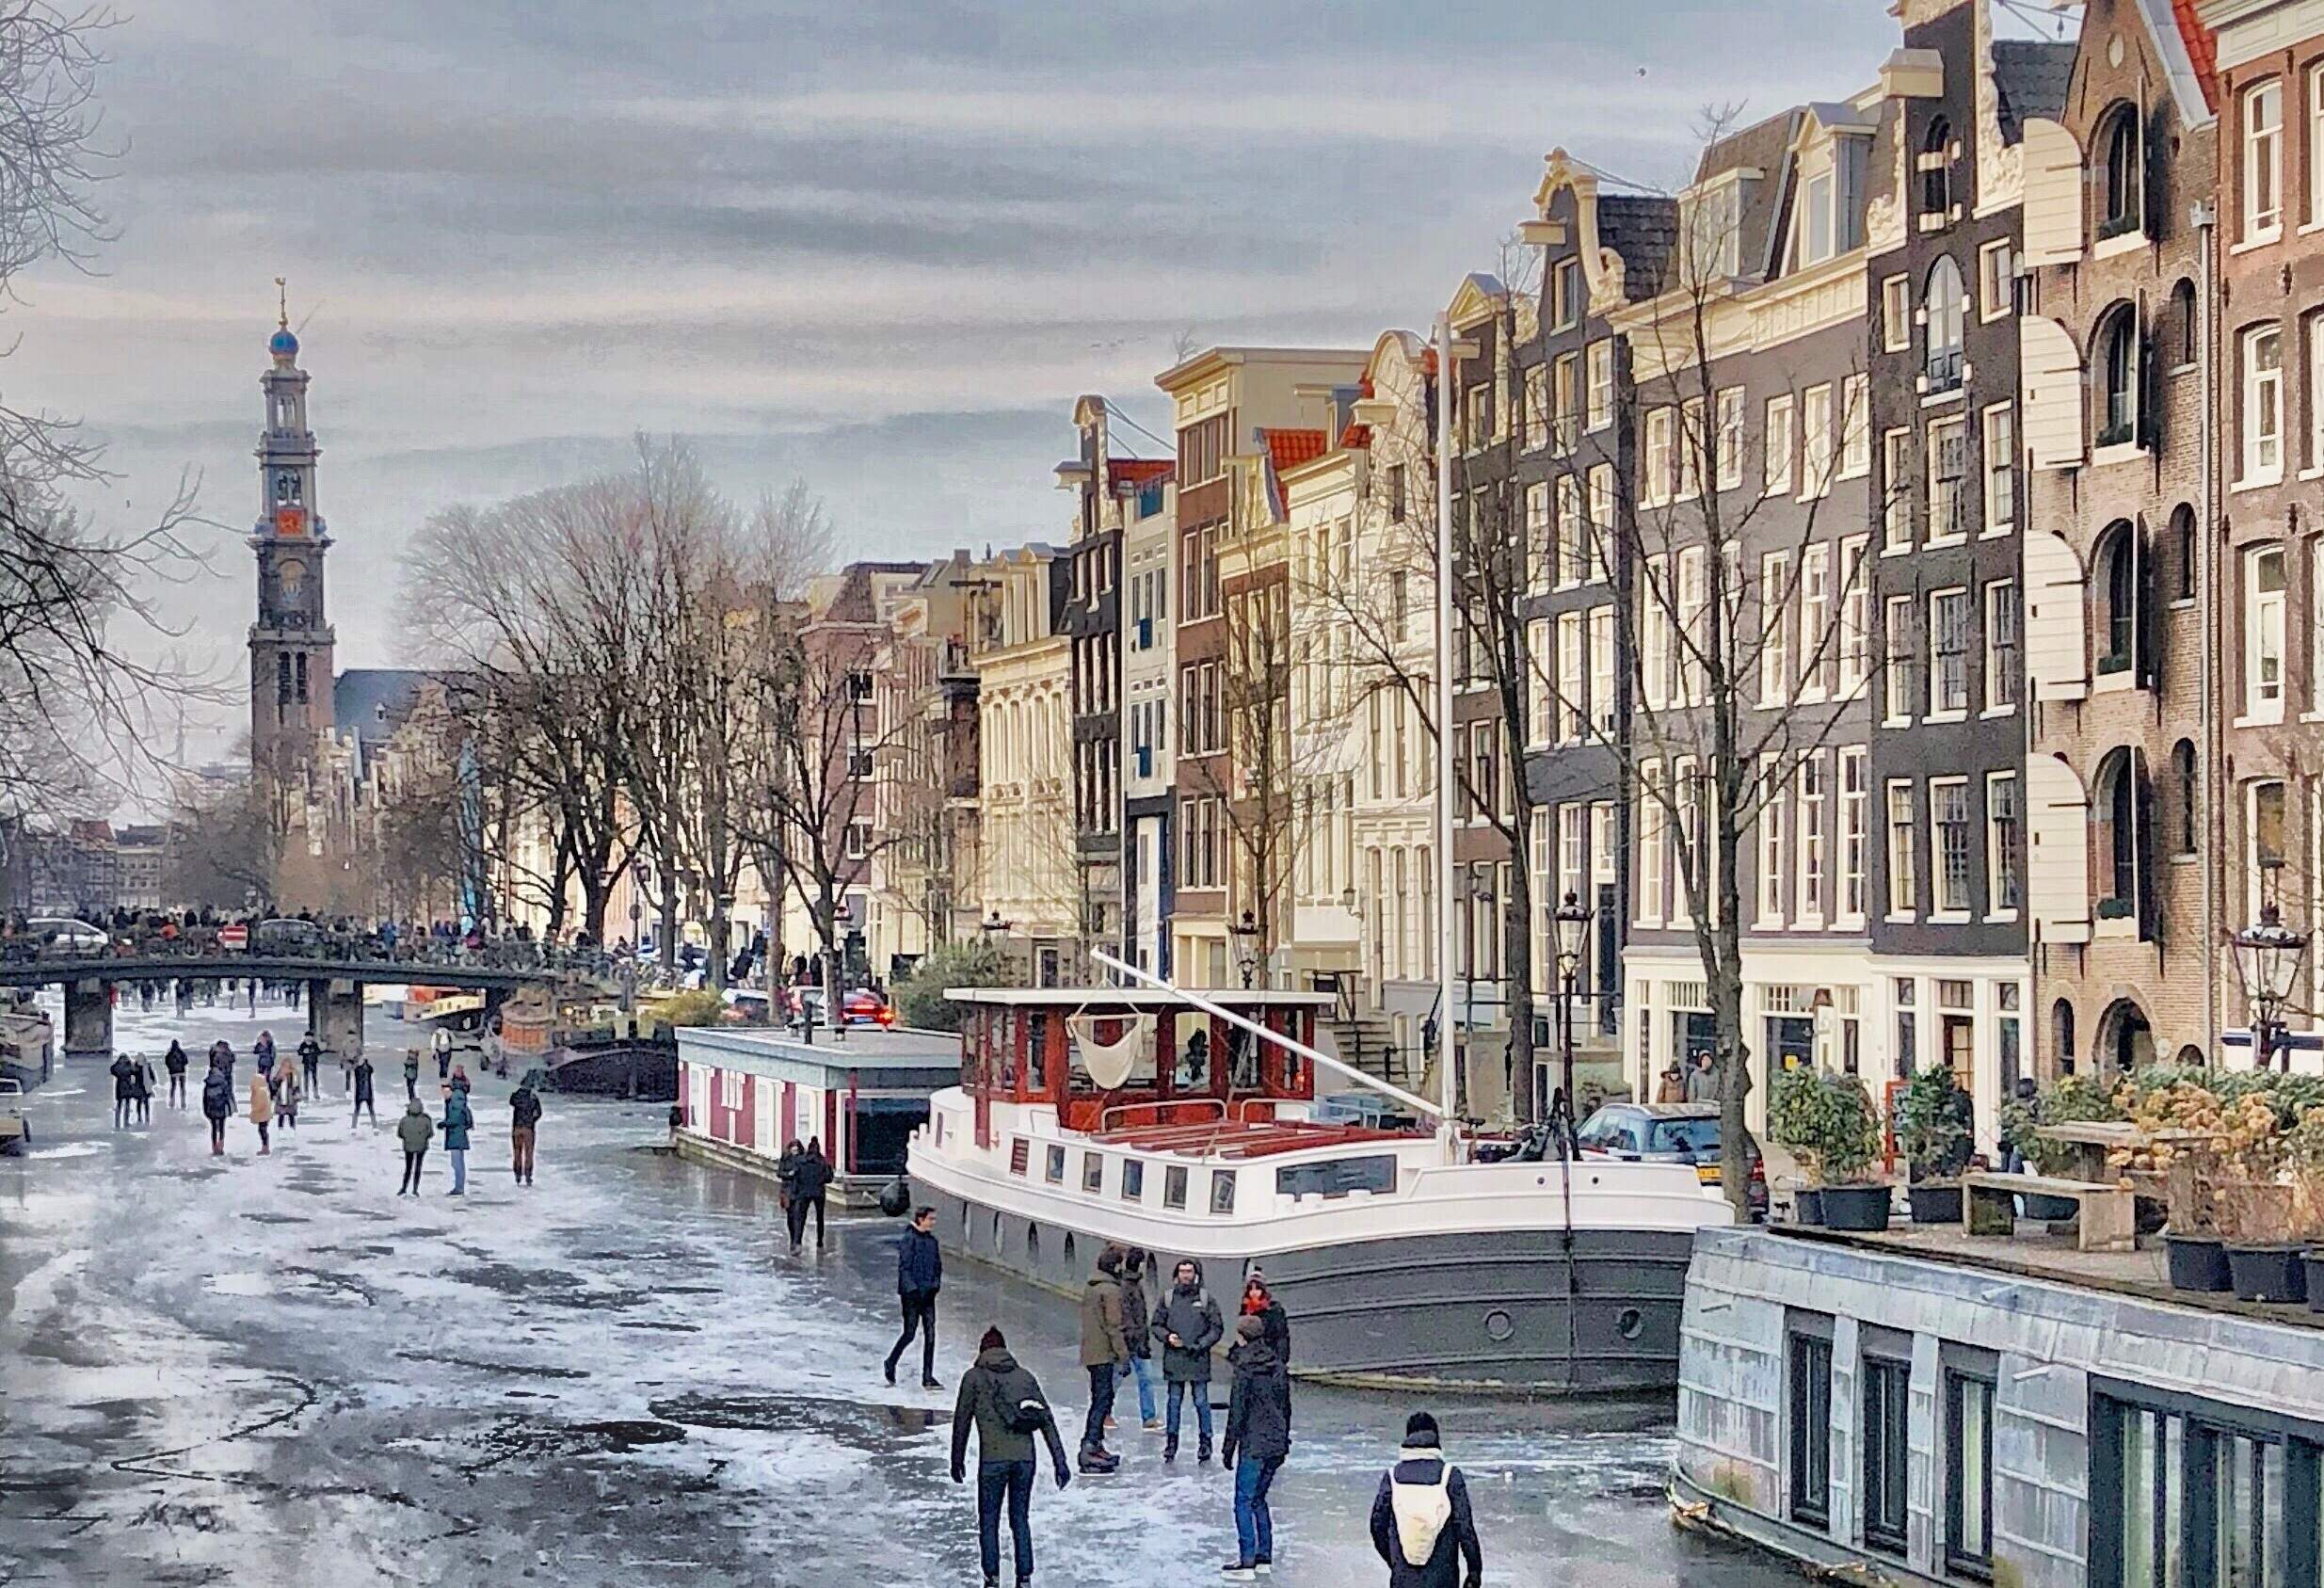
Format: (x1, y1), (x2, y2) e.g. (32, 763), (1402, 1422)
(403, 1054), (421, 1083)
(793, 1148), (831, 1199)
(396, 1108), (435, 1153)
(950, 1346), (1070, 1473)
(297, 1037), (321, 1066)
(1120, 1264), (1154, 1359)
(248, 1074), (272, 1125)
(776, 1149), (802, 1198)
(200, 1070), (232, 1121)
(1222, 1339), (1291, 1464)
(441, 1092), (473, 1151)
(1684, 1064), (1718, 1104)
(131, 1060), (153, 1101)
(1369, 1442), (1483, 1588)
(1151, 1268), (1225, 1383)
(1080, 1273), (1130, 1368)
(163, 1044), (187, 1077)
(510, 1087), (542, 1131)
(353, 1059), (375, 1101)
(110, 1057), (135, 1099)
(1242, 1294), (1291, 1363)
(896, 1226), (941, 1295)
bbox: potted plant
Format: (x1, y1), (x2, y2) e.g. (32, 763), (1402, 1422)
(2118, 1077), (2233, 1291)
(2015, 1075), (2124, 1221)
(2214, 1093), (2304, 1303)
(1770, 1066), (1889, 1231)
(1896, 1066), (1975, 1225)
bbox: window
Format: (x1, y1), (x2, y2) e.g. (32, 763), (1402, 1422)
(1678, 395), (1706, 499)
(1988, 770), (2021, 914)
(2311, 314), (2324, 471)
(1882, 274), (1911, 351)
(1675, 546), (1706, 706)
(2099, 523), (2140, 675)
(1799, 546), (1830, 700)
(1838, 536), (1870, 695)
(1716, 386), (1745, 489)
(1801, 168), (1835, 265)
(1787, 1327), (1834, 1529)
(1671, 762), (1698, 926)
(1589, 605), (1616, 736)
(1882, 428), (1911, 552)
(1931, 778), (1972, 914)
(1210, 1169), (1237, 1214)
(1798, 752), (1828, 923)
(1386, 463), (1406, 522)
(1553, 613), (1580, 744)
(1586, 340), (1613, 431)
(1863, 1350), (1912, 1554)
(1984, 578), (2019, 712)
(1162, 1164), (1188, 1209)
(1045, 1143), (1066, 1182)
(1839, 747), (1867, 922)
(2240, 325), (2277, 481)
(2101, 103), (2144, 240)
(2099, 304), (2140, 447)
(2313, 65), (2324, 227)
(1081, 1151), (1103, 1192)
(1643, 406), (1674, 505)
(1587, 466), (1614, 582)
(2097, 748), (2144, 918)
(1525, 482), (1551, 593)
(2247, 79), (2284, 240)
(1638, 760), (1665, 925)
(1979, 237), (2014, 320)
(1887, 779), (1918, 916)
(1927, 413), (1968, 541)
(1929, 587), (1969, 714)
(1760, 551), (1792, 706)
(2248, 544), (2286, 721)
(1801, 383), (1833, 497)
(1758, 755), (1787, 926)
(1274, 1155), (1396, 1198)
(1522, 361), (1548, 452)
(2172, 739), (2200, 856)
(1945, 1370), (1995, 1578)
(1121, 1158), (1144, 1200)
(1764, 394), (1794, 494)
(845, 818), (872, 859)
(1553, 354), (1580, 454)
(2172, 502), (2198, 602)
(1556, 473), (1584, 586)
(1840, 375), (1869, 478)
(1642, 554), (1672, 710)
(1883, 594), (1915, 723)
(1981, 403), (2014, 533)
(1926, 255), (1966, 390)
(1550, 256), (1581, 329)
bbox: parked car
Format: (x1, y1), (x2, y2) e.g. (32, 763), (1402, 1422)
(720, 988), (774, 1024)
(1576, 1100), (1766, 1216)
(25, 917), (107, 955)
(0, 1078), (27, 1153)
(781, 986), (894, 1028)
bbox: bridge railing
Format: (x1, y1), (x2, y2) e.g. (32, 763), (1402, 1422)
(0, 931), (618, 980)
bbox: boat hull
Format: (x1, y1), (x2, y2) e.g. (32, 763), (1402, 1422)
(919, 1179), (1695, 1394)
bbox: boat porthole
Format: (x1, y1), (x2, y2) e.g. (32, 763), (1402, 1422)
(1617, 1307), (1643, 1341)
(1063, 1233), (1077, 1269)
(1483, 1308), (1515, 1343)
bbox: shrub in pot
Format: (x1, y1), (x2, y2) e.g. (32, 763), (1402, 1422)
(1769, 1066), (1888, 1231)
(2012, 1075), (2127, 1221)
(2214, 1095), (2304, 1303)
(1897, 1066), (1974, 1225)
(2118, 1077), (2233, 1290)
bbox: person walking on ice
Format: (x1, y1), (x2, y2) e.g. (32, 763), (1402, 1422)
(1370, 1411), (1483, 1588)
(952, 1323), (1070, 1588)
(396, 1099), (433, 1195)
(883, 1205), (942, 1388)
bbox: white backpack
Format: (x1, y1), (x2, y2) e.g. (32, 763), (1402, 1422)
(1390, 1457), (1454, 1566)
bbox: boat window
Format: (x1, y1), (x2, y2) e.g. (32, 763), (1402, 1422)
(1163, 1164), (1189, 1210)
(1174, 1023), (1212, 1090)
(1210, 1170), (1237, 1214)
(1045, 1144), (1066, 1183)
(999, 1011), (1018, 1092)
(1122, 1159), (1146, 1202)
(1029, 1017), (1048, 1094)
(1009, 1138), (1029, 1177)
(1082, 1151), (1103, 1193)
(1274, 1155), (1397, 1198)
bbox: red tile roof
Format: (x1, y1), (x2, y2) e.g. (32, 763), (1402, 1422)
(1259, 427), (1329, 474)
(1108, 457), (1174, 487)
(2172, 0), (2219, 110)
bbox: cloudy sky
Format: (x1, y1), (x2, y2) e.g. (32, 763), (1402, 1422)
(9, 0), (2029, 761)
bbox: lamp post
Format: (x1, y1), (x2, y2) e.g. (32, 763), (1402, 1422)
(623, 893), (642, 1026)
(2236, 857), (2309, 1074)
(1231, 908), (1259, 990)
(1552, 890), (1592, 1150)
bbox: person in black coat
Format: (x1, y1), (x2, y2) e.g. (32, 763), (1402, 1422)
(200, 1058), (233, 1156)
(163, 1041), (188, 1109)
(351, 1053), (377, 1127)
(109, 1055), (135, 1130)
(884, 1205), (942, 1388)
(788, 1137), (831, 1248)
(1221, 1315), (1293, 1579)
(1370, 1411), (1483, 1588)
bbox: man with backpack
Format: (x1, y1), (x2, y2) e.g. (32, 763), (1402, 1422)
(1369, 1411), (1483, 1588)
(951, 1323), (1069, 1588)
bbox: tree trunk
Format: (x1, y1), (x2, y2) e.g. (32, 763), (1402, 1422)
(1505, 866), (1537, 1125)
(709, 906), (730, 993)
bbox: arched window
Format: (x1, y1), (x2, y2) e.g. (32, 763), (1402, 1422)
(2093, 746), (2151, 931)
(2053, 998), (2076, 1069)
(2171, 738), (2198, 855)
(2170, 279), (2197, 368)
(2097, 521), (2138, 673)
(2097, 304), (2140, 445)
(1921, 117), (1954, 217)
(1926, 255), (1966, 390)
(2170, 502), (2198, 601)
(2100, 103), (2144, 238)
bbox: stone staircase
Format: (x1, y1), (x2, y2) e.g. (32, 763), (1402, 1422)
(1319, 1011), (1411, 1092)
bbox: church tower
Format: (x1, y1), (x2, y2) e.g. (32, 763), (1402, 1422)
(248, 288), (335, 776)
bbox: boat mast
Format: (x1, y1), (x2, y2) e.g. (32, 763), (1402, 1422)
(1434, 311), (1458, 1150)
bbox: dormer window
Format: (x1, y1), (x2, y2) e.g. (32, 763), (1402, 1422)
(1803, 172), (1835, 265)
(1919, 118), (1954, 218)
(2098, 103), (2143, 240)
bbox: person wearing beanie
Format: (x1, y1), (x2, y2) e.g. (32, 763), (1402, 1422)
(1370, 1410), (1482, 1588)
(952, 1321), (1070, 1588)
(1220, 1311), (1292, 1580)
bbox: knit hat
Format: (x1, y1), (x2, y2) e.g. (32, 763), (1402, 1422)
(1404, 1411), (1441, 1445)
(1235, 1315), (1264, 1342)
(980, 1325), (1006, 1351)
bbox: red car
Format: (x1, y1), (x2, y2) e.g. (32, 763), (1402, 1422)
(782, 986), (895, 1028)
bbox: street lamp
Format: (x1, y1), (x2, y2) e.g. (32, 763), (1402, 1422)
(1231, 908), (1259, 990)
(1552, 890), (1592, 1151)
(2236, 857), (2309, 1073)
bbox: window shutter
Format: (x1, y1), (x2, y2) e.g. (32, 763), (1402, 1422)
(2027, 752), (2092, 944)
(2024, 528), (2089, 701)
(2020, 315), (2084, 471)
(2021, 119), (2084, 266)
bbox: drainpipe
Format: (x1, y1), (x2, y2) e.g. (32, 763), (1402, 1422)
(2196, 198), (2219, 1067)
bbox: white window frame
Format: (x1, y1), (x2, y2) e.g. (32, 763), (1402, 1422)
(2311, 65), (2324, 230)
(1764, 393), (1795, 496)
(1840, 374), (1869, 479)
(1526, 481), (1551, 594)
(1930, 776), (1973, 918)
(1642, 553), (1673, 711)
(1928, 585), (1971, 717)
(1678, 395), (1706, 501)
(1981, 402), (2015, 535)
(1586, 466), (1614, 584)
(1556, 473), (1584, 587)
(1886, 778), (1918, 920)
(1882, 427), (1913, 553)
(1589, 604), (1616, 738)
(1531, 616), (1559, 747)
(1986, 769), (2021, 919)
(1926, 413), (1968, 545)
(1883, 592), (1915, 726)
(1757, 754), (1787, 927)
(1882, 274), (1911, 352)
(1978, 237), (2014, 322)
(2247, 79), (2284, 243)
(1671, 759), (1697, 928)
(2310, 313), (2324, 473)
(1759, 550), (1791, 708)
(1983, 577), (2019, 714)
(1553, 353), (1580, 456)
(1643, 406), (1674, 507)
(1552, 611), (1580, 746)
(1798, 544), (1830, 703)
(1523, 361), (1549, 453)
(2248, 542), (2287, 724)
(1586, 340), (1614, 432)
(1637, 759), (1666, 926)
(1716, 386), (1745, 490)
(1551, 256), (1582, 330)
(1798, 749), (1829, 927)
(1838, 534), (1870, 697)
(1675, 545), (1707, 707)
(1838, 746), (1867, 926)
(1801, 382), (1834, 499)
(2244, 324), (2284, 486)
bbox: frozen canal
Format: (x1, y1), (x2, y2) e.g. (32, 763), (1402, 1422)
(0, 993), (1796, 1587)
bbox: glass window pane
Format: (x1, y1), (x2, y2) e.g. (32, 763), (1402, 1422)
(2124, 1409), (2156, 1588)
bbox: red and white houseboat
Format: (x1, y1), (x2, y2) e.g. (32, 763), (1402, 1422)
(906, 981), (1733, 1393)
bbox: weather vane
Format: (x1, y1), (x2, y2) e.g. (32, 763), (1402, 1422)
(276, 276), (287, 330)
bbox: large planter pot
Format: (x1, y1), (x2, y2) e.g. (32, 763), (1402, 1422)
(2165, 1232), (2232, 1293)
(1819, 1183), (1894, 1232)
(2226, 1243), (2309, 1304)
(2302, 1252), (2324, 1314)
(1793, 1188), (1826, 1227)
(1907, 1181), (1963, 1226)
(2022, 1192), (2081, 1222)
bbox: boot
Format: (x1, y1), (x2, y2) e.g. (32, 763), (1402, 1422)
(1197, 1436), (1212, 1466)
(1163, 1435), (1178, 1464)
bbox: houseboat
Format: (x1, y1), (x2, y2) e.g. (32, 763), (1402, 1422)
(905, 983), (1734, 1393)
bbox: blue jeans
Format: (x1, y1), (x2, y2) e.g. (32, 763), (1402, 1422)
(1165, 1378), (1212, 1446)
(449, 1148), (467, 1194)
(1233, 1453), (1282, 1564)
(976, 1458), (1035, 1581)
(1115, 1354), (1158, 1422)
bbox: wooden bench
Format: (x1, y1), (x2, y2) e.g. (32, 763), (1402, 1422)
(1962, 1171), (2137, 1253)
